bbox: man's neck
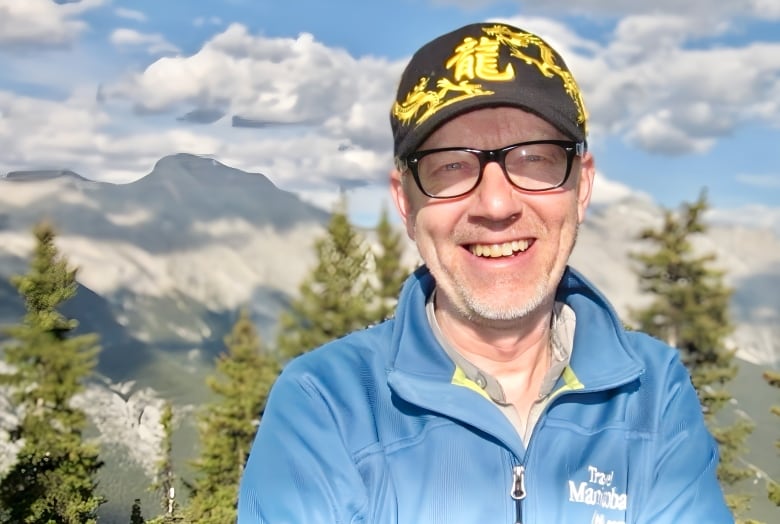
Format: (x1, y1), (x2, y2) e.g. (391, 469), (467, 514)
(432, 294), (554, 377)
(433, 298), (554, 421)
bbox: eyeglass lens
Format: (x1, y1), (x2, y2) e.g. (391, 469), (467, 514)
(415, 142), (571, 198)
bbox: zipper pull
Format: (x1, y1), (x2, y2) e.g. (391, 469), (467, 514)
(511, 465), (526, 524)
(511, 465), (526, 500)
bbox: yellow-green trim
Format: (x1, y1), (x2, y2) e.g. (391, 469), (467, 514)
(551, 366), (584, 398)
(451, 366), (491, 400)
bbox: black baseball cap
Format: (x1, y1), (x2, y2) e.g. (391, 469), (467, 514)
(390, 22), (588, 160)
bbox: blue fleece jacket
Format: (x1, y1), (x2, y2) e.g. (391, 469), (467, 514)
(238, 266), (732, 524)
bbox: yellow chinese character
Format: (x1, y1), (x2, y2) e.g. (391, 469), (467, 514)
(446, 36), (514, 82)
(447, 37), (478, 80)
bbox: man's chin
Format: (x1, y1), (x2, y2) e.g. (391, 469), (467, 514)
(459, 291), (549, 323)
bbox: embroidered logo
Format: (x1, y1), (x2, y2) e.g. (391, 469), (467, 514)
(568, 464), (627, 524)
(391, 24), (588, 131)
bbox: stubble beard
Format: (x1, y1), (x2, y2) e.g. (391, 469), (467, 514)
(440, 224), (579, 325)
(452, 271), (552, 323)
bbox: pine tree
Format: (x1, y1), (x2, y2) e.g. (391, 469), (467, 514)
(130, 498), (146, 524)
(764, 369), (780, 506)
(187, 308), (280, 523)
(147, 402), (187, 523)
(0, 222), (104, 523)
(371, 205), (411, 322)
(276, 196), (375, 359)
(629, 193), (756, 518)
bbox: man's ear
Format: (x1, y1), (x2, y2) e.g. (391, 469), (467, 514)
(390, 169), (416, 240)
(576, 152), (596, 224)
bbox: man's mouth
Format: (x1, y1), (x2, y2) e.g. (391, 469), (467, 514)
(469, 240), (531, 258)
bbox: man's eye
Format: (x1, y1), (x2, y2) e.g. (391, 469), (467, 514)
(517, 154), (547, 163)
(429, 161), (469, 176)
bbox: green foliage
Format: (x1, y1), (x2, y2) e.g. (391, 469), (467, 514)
(629, 193), (757, 518)
(769, 480), (780, 508)
(148, 402), (184, 522)
(630, 194), (735, 384)
(145, 512), (190, 524)
(130, 498), (145, 524)
(764, 369), (780, 506)
(276, 196), (375, 359)
(187, 309), (280, 523)
(0, 222), (104, 523)
(371, 205), (411, 322)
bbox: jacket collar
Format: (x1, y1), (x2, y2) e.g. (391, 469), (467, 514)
(555, 267), (645, 391)
(388, 265), (644, 392)
(385, 266), (645, 455)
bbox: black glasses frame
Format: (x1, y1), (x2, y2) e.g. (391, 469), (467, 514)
(404, 139), (587, 199)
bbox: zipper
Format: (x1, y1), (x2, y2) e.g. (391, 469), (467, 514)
(511, 464), (526, 524)
(502, 367), (639, 524)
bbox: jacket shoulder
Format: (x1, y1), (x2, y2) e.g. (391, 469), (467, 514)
(277, 321), (394, 396)
(623, 330), (686, 375)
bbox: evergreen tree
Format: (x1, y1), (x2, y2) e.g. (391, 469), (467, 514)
(371, 205), (411, 322)
(629, 193), (756, 518)
(276, 196), (374, 359)
(187, 308), (280, 523)
(764, 369), (780, 506)
(147, 402), (187, 523)
(130, 498), (146, 524)
(0, 222), (104, 523)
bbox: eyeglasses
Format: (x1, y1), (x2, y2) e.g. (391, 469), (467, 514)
(404, 140), (586, 199)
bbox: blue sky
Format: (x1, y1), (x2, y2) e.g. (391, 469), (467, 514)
(1, 0), (779, 230)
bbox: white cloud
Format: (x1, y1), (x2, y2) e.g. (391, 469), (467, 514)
(0, 88), (109, 168)
(115, 7), (147, 23)
(560, 20), (780, 154)
(708, 204), (780, 234)
(110, 28), (180, 55)
(589, 171), (647, 206)
(0, 88), (224, 183)
(100, 23), (399, 148)
(494, 15), (600, 56)
(0, 0), (104, 48)
(475, 13), (780, 155)
(750, 0), (780, 17)
(31, 13), (776, 185)
(628, 111), (716, 155)
(216, 129), (392, 190)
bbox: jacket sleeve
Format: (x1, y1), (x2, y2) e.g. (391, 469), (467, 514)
(237, 366), (368, 524)
(637, 354), (734, 524)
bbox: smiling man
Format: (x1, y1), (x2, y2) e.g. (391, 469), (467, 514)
(238, 22), (733, 524)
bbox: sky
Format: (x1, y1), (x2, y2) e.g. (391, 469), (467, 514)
(0, 0), (779, 230)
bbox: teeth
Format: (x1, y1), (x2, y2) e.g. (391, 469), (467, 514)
(470, 240), (530, 258)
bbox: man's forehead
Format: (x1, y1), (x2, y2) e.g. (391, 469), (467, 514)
(418, 106), (568, 149)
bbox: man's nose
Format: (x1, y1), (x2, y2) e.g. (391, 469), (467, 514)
(470, 161), (523, 221)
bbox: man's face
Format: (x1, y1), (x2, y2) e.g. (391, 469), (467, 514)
(391, 107), (595, 328)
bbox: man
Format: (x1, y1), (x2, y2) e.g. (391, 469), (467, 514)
(238, 22), (732, 523)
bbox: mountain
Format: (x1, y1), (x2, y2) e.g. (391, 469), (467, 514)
(0, 153), (329, 349)
(0, 153), (332, 521)
(1, 154), (778, 522)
